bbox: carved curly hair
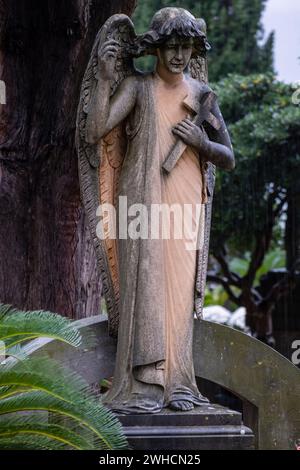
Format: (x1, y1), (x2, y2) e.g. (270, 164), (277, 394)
(134, 7), (210, 57)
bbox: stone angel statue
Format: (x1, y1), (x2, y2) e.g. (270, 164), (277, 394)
(76, 7), (235, 415)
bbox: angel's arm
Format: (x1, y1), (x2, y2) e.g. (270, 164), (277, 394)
(85, 39), (137, 144)
(173, 99), (235, 171)
(85, 76), (137, 144)
(202, 100), (235, 170)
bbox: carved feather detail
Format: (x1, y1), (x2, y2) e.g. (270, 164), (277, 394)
(76, 14), (136, 337)
(189, 21), (216, 320)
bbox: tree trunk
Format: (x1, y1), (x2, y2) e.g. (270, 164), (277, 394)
(0, 0), (136, 318)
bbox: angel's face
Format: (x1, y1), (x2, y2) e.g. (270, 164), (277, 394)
(157, 36), (194, 74)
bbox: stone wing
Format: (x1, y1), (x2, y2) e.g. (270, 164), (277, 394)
(76, 14), (136, 337)
(189, 18), (216, 319)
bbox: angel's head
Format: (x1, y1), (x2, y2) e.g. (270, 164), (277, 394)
(156, 35), (194, 74)
(135, 7), (210, 73)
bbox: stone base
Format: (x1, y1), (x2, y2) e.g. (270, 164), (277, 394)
(118, 403), (254, 450)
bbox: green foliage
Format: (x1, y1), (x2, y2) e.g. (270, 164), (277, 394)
(205, 247), (285, 308)
(0, 304), (128, 451)
(0, 305), (82, 350)
(197, 0), (274, 80)
(229, 248), (285, 286)
(205, 285), (228, 307)
(133, 0), (274, 80)
(211, 74), (300, 252)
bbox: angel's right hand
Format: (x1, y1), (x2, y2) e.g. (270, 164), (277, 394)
(98, 39), (120, 81)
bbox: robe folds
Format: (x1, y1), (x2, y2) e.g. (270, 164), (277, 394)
(102, 72), (211, 414)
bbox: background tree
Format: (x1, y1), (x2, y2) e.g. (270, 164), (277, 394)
(0, 0), (136, 319)
(208, 73), (300, 342)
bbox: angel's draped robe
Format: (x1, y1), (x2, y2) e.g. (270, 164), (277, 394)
(102, 72), (209, 413)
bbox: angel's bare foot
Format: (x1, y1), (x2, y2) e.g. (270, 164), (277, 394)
(169, 400), (194, 411)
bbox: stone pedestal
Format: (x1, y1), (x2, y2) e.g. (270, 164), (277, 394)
(118, 404), (254, 450)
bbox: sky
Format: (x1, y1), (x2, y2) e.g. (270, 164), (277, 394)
(262, 0), (300, 83)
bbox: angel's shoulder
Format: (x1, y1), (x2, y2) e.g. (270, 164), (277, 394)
(117, 73), (145, 96)
(119, 74), (139, 90)
(125, 72), (155, 101)
(186, 75), (214, 99)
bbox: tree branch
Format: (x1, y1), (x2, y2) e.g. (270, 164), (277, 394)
(207, 273), (241, 305)
(214, 251), (242, 287)
(245, 192), (286, 286)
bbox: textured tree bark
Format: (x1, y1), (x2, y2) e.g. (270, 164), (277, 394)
(0, 0), (136, 318)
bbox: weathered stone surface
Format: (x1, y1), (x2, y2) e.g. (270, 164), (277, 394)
(118, 404), (254, 450)
(25, 316), (300, 449)
(76, 6), (235, 415)
(193, 320), (300, 450)
(119, 403), (241, 427)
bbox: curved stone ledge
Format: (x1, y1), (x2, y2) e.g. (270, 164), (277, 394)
(193, 320), (300, 450)
(25, 315), (300, 450)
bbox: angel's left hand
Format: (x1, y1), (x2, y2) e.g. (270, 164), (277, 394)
(172, 118), (209, 153)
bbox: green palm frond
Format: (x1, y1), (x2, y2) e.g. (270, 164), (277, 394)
(0, 436), (67, 451)
(0, 303), (128, 450)
(0, 304), (16, 320)
(0, 416), (94, 450)
(0, 304), (90, 349)
(0, 356), (89, 402)
(0, 390), (127, 450)
(2, 344), (26, 362)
